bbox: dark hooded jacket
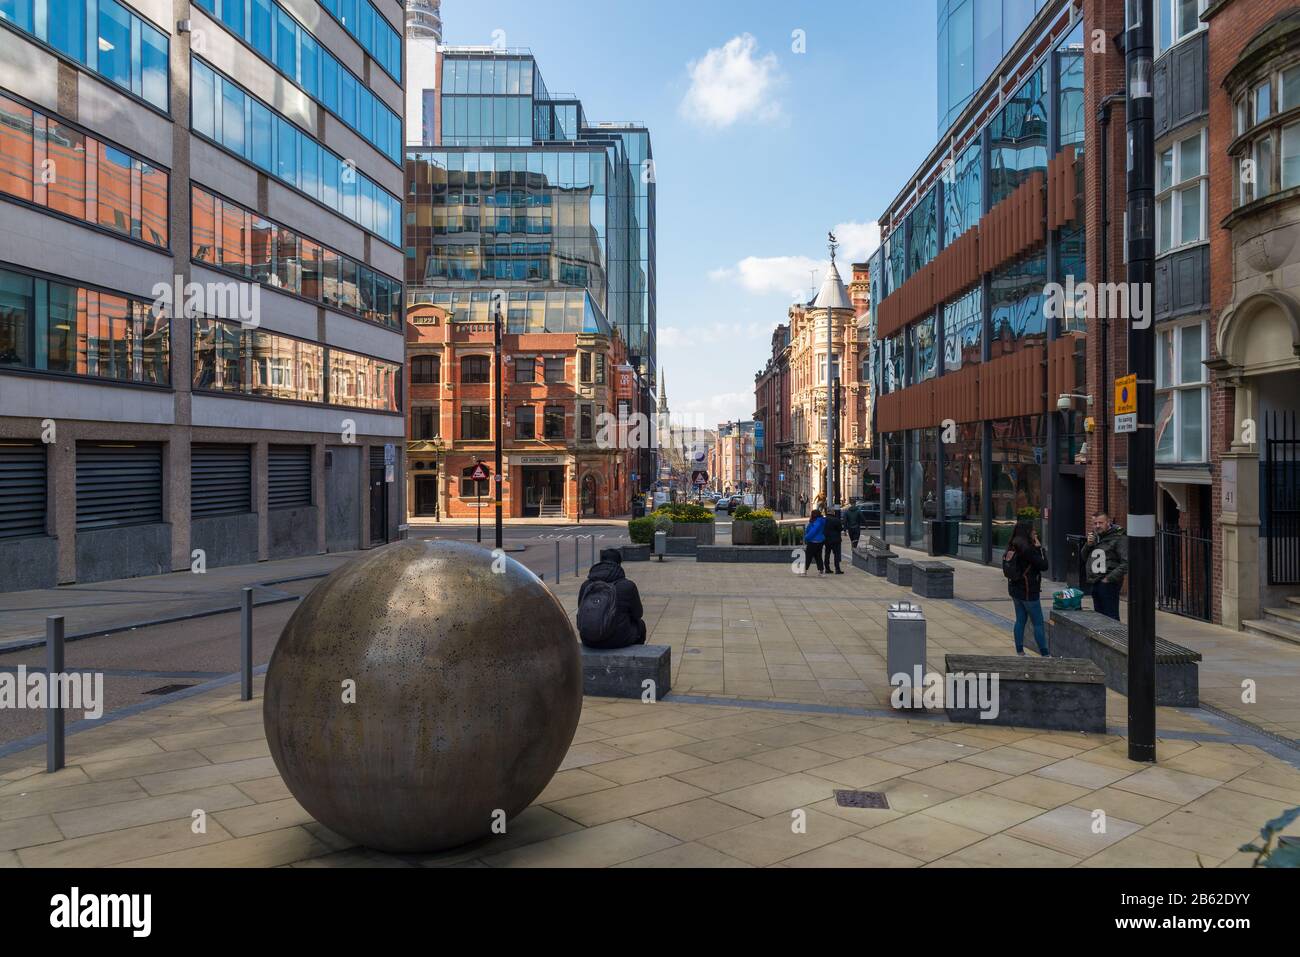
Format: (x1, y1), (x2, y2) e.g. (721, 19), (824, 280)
(578, 552), (645, 649)
(824, 512), (844, 544)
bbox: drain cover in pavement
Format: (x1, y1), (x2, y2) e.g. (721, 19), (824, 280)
(142, 684), (196, 696)
(834, 790), (890, 810)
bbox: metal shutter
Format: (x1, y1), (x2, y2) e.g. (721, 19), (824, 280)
(76, 443), (164, 531)
(370, 446), (386, 469)
(191, 444), (252, 517)
(0, 442), (48, 540)
(268, 445), (312, 509)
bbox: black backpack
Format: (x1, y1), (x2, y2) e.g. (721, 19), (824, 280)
(577, 580), (619, 646)
(1002, 548), (1022, 582)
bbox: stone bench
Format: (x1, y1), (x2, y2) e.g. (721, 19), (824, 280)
(581, 644), (672, 700)
(944, 654), (1107, 733)
(697, 545), (795, 564)
(666, 537), (698, 557)
(1049, 609), (1201, 707)
(620, 545), (651, 563)
(912, 561), (954, 598)
(887, 557), (914, 586)
(852, 545), (895, 577)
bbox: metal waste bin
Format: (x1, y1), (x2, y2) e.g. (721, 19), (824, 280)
(654, 531), (667, 561)
(886, 602), (926, 703)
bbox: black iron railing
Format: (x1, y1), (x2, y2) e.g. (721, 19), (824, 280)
(1156, 528), (1212, 621)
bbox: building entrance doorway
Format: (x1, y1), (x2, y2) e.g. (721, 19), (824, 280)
(414, 473), (438, 517)
(523, 467), (565, 518)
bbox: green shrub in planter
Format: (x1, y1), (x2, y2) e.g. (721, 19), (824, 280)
(733, 505), (754, 521)
(652, 514), (674, 535)
(751, 509), (775, 522)
(654, 503), (714, 524)
(753, 516), (778, 545)
(628, 517), (655, 545)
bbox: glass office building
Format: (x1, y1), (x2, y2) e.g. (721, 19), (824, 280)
(406, 49), (656, 381)
(938, 0), (1049, 135)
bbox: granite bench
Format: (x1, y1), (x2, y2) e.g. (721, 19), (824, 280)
(912, 561), (954, 598)
(620, 545), (651, 562)
(852, 545), (895, 577)
(581, 644), (672, 700)
(698, 545), (796, 564)
(666, 537), (699, 557)
(887, 557), (914, 586)
(944, 654), (1107, 733)
(1048, 609), (1201, 707)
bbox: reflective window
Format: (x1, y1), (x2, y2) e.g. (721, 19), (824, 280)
(989, 252), (1047, 357)
(96, 143), (132, 235)
(0, 264), (168, 384)
(909, 315), (937, 383)
(316, 0), (400, 81)
(943, 286), (982, 372)
(96, 0), (133, 91)
(193, 316), (397, 410)
(191, 186), (400, 327)
(989, 67), (1048, 207)
(943, 142), (981, 246)
(1155, 321), (1207, 463)
(990, 416), (1046, 542)
(0, 95), (35, 202)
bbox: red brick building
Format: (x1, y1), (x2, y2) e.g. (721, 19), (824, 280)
(754, 323), (791, 509)
(405, 302), (639, 521)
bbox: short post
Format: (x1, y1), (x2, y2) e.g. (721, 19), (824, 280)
(575, 536), (580, 577)
(590, 534), (596, 567)
(46, 615), (65, 773)
(555, 540), (561, 584)
(240, 587), (253, 702)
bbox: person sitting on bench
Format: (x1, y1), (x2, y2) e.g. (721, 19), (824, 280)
(577, 549), (647, 649)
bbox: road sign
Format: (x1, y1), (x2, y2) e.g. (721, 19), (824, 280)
(1115, 413), (1138, 435)
(1115, 374), (1137, 416)
(470, 462), (490, 482)
(691, 470), (709, 487)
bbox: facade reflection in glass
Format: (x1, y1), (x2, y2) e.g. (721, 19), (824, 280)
(409, 49), (655, 379)
(937, 0), (1048, 135)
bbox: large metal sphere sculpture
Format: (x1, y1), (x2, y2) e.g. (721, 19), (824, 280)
(263, 539), (582, 854)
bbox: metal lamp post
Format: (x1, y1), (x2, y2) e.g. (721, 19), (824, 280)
(493, 297), (504, 551)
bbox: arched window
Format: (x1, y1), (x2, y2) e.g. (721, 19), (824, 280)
(412, 355), (440, 384)
(461, 355), (490, 383)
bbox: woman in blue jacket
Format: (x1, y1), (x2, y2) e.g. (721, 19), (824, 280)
(804, 509), (826, 575)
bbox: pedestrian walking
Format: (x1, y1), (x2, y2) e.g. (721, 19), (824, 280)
(845, 503), (862, 550)
(824, 508), (845, 574)
(1085, 512), (1128, 621)
(1001, 520), (1050, 656)
(803, 509), (826, 575)
(799, 493), (809, 516)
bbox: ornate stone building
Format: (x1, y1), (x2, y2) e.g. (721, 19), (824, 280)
(787, 254), (872, 513)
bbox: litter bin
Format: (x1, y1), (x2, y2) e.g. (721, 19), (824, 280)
(632, 502), (646, 519)
(925, 520), (949, 556)
(887, 601), (926, 706)
(654, 531), (667, 562)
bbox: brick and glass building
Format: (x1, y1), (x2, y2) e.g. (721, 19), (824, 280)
(0, 0), (407, 591)
(754, 322), (791, 511)
(404, 47), (656, 520)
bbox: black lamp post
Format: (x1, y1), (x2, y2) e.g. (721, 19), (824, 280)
(493, 297), (504, 551)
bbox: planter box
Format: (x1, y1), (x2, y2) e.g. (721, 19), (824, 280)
(944, 654), (1107, 733)
(697, 545), (795, 564)
(732, 520), (754, 545)
(671, 522), (716, 545)
(620, 545), (651, 563)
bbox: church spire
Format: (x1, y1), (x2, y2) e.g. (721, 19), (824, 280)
(658, 372), (668, 413)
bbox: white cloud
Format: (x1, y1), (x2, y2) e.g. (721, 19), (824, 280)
(659, 321), (772, 348)
(674, 391), (756, 425)
(708, 220), (882, 300)
(680, 34), (783, 128)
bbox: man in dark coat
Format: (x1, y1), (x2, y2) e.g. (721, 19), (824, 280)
(578, 549), (647, 648)
(824, 509), (845, 574)
(844, 504), (863, 550)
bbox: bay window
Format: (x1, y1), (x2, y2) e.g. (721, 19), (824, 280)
(1155, 321), (1208, 464)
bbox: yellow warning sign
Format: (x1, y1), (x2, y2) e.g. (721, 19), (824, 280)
(1115, 374), (1137, 416)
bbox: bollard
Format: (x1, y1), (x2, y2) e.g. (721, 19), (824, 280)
(241, 587), (253, 702)
(555, 540), (560, 584)
(590, 534), (596, 568)
(575, 535), (580, 577)
(46, 615), (64, 773)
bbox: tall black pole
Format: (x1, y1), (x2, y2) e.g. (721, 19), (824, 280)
(494, 301), (504, 550)
(1125, 0), (1157, 763)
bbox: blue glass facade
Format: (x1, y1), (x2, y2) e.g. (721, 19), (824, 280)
(408, 50), (655, 378)
(937, 0), (1047, 136)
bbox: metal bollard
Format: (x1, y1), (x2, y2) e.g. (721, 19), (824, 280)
(241, 587), (253, 702)
(575, 536), (580, 577)
(46, 615), (65, 773)
(590, 534), (596, 568)
(555, 540), (560, 584)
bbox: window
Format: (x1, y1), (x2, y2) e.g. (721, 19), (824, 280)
(411, 355), (440, 384)
(1155, 321), (1208, 463)
(0, 96), (34, 201)
(461, 404), (489, 440)
(48, 0), (86, 61)
(514, 405), (534, 439)
(460, 466), (489, 498)
(96, 144), (132, 236)
(579, 351), (591, 383)
(544, 405), (564, 440)
(1156, 131), (1205, 252)
(1157, 0), (1207, 54)
(579, 404), (593, 441)
(460, 355), (490, 384)
(514, 356), (535, 382)
(97, 0), (132, 90)
(594, 353), (606, 384)
(412, 405), (439, 440)
(543, 356), (565, 383)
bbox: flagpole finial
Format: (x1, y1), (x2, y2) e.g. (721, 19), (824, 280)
(828, 231), (839, 264)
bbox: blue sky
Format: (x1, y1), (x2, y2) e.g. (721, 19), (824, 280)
(440, 0), (938, 425)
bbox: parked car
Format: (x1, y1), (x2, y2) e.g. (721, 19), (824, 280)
(714, 496), (732, 511)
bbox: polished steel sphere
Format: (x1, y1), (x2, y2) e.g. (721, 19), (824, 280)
(263, 539), (582, 854)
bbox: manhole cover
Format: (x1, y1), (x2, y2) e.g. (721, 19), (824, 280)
(834, 790), (890, 810)
(143, 684), (196, 696)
